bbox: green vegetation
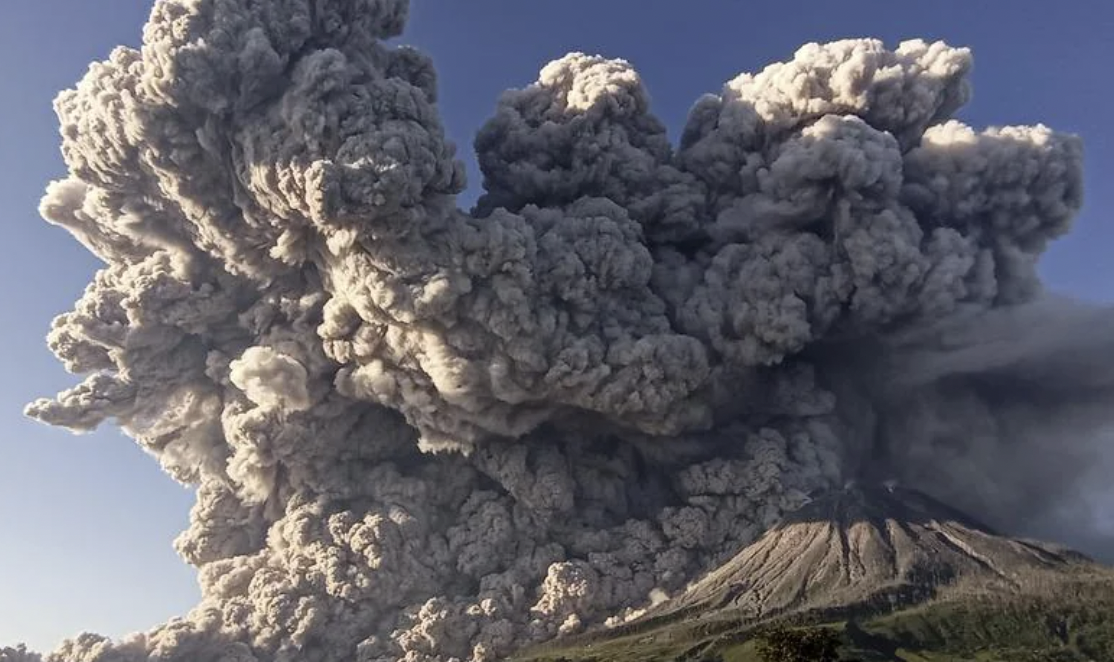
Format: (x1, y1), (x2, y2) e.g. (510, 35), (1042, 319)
(511, 581), (1114, 662)
(752, 625), (850, 662)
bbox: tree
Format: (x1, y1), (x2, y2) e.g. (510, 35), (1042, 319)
(754, 625), (843, 662)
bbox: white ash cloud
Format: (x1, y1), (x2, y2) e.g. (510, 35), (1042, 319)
(229, 346), (312, 412)
(17, 1), (1110, 660)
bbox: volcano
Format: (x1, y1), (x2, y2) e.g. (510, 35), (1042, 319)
(516, 485), (1114, 662)
(653, 483), (1105, 622)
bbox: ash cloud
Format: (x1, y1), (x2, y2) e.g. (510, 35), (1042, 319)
(16, 1), (1111, 660)
(0, 646), (41, 662)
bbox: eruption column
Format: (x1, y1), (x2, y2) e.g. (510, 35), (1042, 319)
(19, 2), (1109, 660)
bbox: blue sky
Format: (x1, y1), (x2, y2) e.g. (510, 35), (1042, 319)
(1, 0), (1111, 652)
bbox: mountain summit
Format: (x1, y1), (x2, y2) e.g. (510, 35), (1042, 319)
(651, 483), (1105, 623)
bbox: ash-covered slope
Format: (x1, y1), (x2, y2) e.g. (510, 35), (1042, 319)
(653, 484), (1107, 623)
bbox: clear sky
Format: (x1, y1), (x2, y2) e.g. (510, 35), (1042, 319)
(1, 0), (1111, 652)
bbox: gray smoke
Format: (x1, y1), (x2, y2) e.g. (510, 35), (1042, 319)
(16, 1), (1111, 660)
(0, 646), (41, 662)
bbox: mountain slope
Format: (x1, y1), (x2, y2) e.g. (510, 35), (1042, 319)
(513, 484), (1114, 662)
(654, 484), (1102, 623)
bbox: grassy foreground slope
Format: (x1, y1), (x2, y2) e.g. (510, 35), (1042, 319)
(511, 581), (1114, 662)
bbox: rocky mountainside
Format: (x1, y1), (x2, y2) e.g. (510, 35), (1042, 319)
(650, 483), (1105, 623)
(513, 484), (1114, 661)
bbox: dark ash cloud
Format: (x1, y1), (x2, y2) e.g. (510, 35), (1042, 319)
(15, 1), (1110, 660)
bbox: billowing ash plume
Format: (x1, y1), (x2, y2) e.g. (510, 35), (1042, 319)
(0, 646), (42, 662)
(17, 1), (1111, 660)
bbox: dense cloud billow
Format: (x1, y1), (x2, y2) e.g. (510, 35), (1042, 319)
(16, 1), (1112, 660)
